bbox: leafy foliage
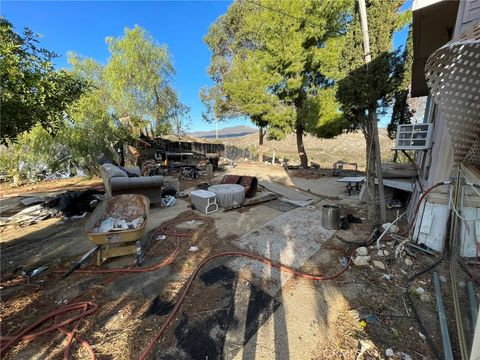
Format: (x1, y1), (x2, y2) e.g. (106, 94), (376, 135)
(104, 26), (183, 135)
(202, 0), (351, 166)
(1, 21), (187, 181)
(336, 1), (407, 132)
(388, 25), (413, 139)
(0, 17), (88, 143)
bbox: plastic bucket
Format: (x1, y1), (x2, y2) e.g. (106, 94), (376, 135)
(322, 204), (340, 230)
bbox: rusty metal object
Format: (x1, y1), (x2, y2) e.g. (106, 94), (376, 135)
(220, 175), (258, 198)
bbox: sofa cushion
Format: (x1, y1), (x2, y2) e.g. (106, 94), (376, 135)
(110, 176), (164, 191)
(102, 164), (128, 178)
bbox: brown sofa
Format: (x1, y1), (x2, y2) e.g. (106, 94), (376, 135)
(100, 164), (164, 204)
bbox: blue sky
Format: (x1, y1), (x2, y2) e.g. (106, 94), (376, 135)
(2, 0), (411, 131)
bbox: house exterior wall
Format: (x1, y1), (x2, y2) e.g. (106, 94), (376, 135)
(415, 2), (480, 191)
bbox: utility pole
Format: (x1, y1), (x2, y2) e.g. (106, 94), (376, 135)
(358, 0), (387, 223)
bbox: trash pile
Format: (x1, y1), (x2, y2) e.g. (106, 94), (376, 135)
(92, 216), (145, 233)
(0, 190), (104, 227)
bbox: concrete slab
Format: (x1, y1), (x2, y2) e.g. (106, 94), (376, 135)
(230, 279), (350, 360)
(209, 205), (283, 240)
(226, 204), (335, 297)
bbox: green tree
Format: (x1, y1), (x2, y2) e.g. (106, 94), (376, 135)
(202, 0), (350, 167)
(0, 17), (88, 143)
(388, 25), (413, 162)
(336, 0), (409, 221)
(104, 26), (186, 136)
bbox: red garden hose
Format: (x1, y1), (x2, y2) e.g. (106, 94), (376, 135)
(138, 250), (353, 360)
(2, 213), (354, 359)
(401, 181), (451, 236)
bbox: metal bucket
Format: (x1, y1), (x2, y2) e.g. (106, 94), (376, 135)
(322, 204), (340, 230)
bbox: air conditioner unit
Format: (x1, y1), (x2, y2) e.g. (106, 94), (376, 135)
(395, 123), (433, 150)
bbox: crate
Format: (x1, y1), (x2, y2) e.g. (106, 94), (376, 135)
(191, 190), (218, 214)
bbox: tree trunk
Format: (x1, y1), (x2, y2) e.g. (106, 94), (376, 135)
(364, 129), (376, 222)
(296, 125), (308, 167)
(392, 150), (398, 163)
(258, 126), (264, 163)
(370, 103), (387, 223)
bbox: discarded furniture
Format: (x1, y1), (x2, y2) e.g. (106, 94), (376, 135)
(208, 184), (245, 208)
(100, 163), (163, 204)
(220, 175), (258, 198)
(333, 161), (358, 177)
(84, 194), (149, 266)
(191, 189), (218, 214)
(337, 176), (366, 195)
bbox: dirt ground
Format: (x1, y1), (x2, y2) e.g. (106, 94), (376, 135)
(0, 162), (477, 359)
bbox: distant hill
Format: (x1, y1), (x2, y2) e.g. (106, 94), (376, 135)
(189, 125), (257, 139)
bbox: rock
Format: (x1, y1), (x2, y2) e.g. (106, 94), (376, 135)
(356, 247), (369, 256)
(354, 255), (371, 266)
(419, 332), (426, 341)
(348, 309), (360, 320)
(415, 287), (425, 295)
(373, 260), (386, 270)
(439, 275), (447, 283)
(386, 348), (394, 357)
(382, 223), (399, 233)
(377, 249), (389, 256)
(404, 258), (413, 267)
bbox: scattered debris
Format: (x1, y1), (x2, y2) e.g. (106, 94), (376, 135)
(386, 348), (394, 357)
(162, 195), (176, 207)
(189, 246), (199, 252)
(93, 216), (144, 233)
(20, 196), (46, 207)
(419, 332), (426, 341)
(382, 274), (394, 281)
(26, 265), (49, 278)
(156, 235), (166, 241)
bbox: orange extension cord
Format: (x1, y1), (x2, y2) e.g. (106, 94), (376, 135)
(1, 214), (353, 359)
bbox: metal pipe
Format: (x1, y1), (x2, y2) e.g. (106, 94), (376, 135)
(467, 281), (478, 330)
(433, 272), (454, 360)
